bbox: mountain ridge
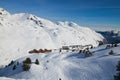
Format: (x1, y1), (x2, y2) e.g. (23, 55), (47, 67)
(0, 8), (104, 65)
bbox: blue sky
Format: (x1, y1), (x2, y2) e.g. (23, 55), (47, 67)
(0, 0), (120, 30)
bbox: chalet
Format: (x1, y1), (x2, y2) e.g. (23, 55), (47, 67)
(29, 49), (52, 54)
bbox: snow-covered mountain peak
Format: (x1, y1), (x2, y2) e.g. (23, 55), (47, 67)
(12, 13), (56, 28)
(0, 8), (10, 17)
(0, 8), (105, 66)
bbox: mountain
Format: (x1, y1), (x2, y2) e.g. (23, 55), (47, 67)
(0, 44), (120, 80)
(0, 8), (119, 80)
(97, 30), (120, 43)
(0, 8), (104, 65)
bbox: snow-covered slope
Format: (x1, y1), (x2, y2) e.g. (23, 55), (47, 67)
(0, 8), (104, 65)
(0, 44), (120, 80)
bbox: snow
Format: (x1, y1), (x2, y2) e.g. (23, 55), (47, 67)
(0, 8), (104, 66)
(0, 45), (120, 80)
(1, 8), (118, 80)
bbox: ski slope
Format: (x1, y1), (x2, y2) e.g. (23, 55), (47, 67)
(0, 44), (120, 80)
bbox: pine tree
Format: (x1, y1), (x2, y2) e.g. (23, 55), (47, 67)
(108, 50), (114, 55)
(22, 57), (31, 71)
(12, 65), (16, 70)
(17, 62), (19, 65)
(35, 59), (39, 65)
(59, 78), (61, 80)
(23, 58), (31, 64)
(59, 49), (62, 53)
(116, 61), (120, 71)
(79, 50), (82, 54)
(90, 46), (93, 49)
(114, 61), (120, 80)
(8, 60), (14, 66)
(22, 63), (30, 71)
(114, 43), (118, 47)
